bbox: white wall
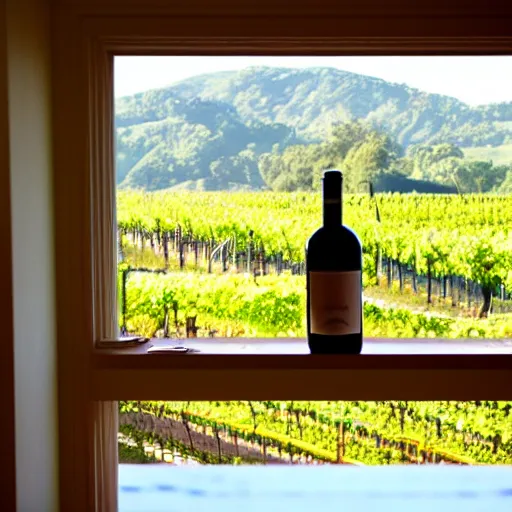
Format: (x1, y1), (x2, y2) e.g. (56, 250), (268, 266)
(6, 0), (58, 510)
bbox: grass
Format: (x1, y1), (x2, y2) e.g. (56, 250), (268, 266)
(463, 144), (512, 165)
(365, 281), (512, 318)
(365, 282), (480, 318)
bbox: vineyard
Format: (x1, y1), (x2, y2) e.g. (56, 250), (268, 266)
(116, 192), (512, 466)
(118, 191), (512, 317)
(122, 272), (512, 339)
(116, 190), (512, 339)
(118, 401), (512, 466)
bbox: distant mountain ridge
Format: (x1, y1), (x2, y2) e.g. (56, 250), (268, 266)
(168, 66), (512, 146)
(115, 66), (512, 191)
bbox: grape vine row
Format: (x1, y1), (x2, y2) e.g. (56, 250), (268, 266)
(119, 401), (512, 466)
(118, 191), (512, 298)
(122, 272), (512, 338)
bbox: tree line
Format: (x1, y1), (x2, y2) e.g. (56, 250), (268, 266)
(257, 120), (512, 194)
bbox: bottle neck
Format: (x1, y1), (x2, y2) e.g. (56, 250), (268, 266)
(323, 185), (342, 227)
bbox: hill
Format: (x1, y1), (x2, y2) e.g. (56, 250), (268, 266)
(116, 92), (298, 190)
(463, 144), (512, 166)
(168, 66), (512, 147)
(115, 66), (512, 191)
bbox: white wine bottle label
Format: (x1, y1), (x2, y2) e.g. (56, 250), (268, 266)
(309, 270), (361, 335)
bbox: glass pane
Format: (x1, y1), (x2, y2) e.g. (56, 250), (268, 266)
(114, 56), (512, 343)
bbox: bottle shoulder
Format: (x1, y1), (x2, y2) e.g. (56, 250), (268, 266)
(306, 225), (362, 249)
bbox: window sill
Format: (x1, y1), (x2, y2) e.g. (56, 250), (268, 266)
(91, 338), (512, 401)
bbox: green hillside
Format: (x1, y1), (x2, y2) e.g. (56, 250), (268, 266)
(464, 144), (512, 166)
(168, 66), (512, 147)
(115, 66), (512, 192)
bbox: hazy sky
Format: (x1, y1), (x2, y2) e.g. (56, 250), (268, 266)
(114, 56), (512, 107)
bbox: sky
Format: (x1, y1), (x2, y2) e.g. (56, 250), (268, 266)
(114, 56), (512, 107)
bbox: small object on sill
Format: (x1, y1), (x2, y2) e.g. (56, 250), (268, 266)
(147, 345), (201, 354)
(96, 336), (150, 348)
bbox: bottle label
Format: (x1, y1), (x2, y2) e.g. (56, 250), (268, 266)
(309, 270), (361, 335)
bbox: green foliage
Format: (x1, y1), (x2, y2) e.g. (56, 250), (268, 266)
(464, 143), (512, 166)
(499, 169), (512, 193)
(119, 423), (247, 465)
(342, 131), (402, 192)
(121, 400), (512, 465)
(258, 142), (335, 191)
(125, 273), (305, 337)
(258, 122), (407, 192)
(167, 66), (512, 147)
(116, 66), (512, 192)
(123, 272), (512, 339)
(407, 143), (511, 192)
(118, 442), (154, 464)
(116, 95), (298, 190)
(118, 191), (512, 293)
(373, 173), (457, 193)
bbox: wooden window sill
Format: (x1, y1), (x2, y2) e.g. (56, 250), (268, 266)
(91, 338), (512, 401)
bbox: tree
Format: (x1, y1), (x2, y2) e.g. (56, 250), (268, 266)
(498, 168), (512, 193)
(452, 234), (512, 317)
(409, 143), (464, 182)
(258, 142), (338, 191)
(389, 156), (414, 177)
(427, 157), (466, 191)
(453, 161), (508, 193)
(431, 144), (465, 163)
(209, 148), (263, 188)
(343, 132), (400, 192)
(329, 120), (372, 160)
(121, 163), (176, 191)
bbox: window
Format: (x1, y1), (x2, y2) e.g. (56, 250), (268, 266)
(114, 54), (512, 342)
(51, 5), (512, 511)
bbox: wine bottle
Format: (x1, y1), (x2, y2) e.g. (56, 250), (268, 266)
(306, 170), (363, 354)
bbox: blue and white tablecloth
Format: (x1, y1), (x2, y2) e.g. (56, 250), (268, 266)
(119, 464), (512, 511)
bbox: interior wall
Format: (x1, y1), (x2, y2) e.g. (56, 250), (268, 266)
(0, 2), (16, 510)
(6, 0), (58, 510)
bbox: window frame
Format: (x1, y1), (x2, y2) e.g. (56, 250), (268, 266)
(52, 7), (512, 512)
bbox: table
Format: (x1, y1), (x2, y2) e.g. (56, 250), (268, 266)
(119, 464), (512, 511)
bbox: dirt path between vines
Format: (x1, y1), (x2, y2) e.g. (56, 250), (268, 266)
(120, 412), (290, 464)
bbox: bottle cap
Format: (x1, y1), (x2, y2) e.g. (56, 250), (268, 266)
(323, 170), (342, 199)
(323, 170), (343, 181)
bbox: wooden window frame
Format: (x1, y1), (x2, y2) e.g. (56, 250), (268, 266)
(52, 5), (512, 512)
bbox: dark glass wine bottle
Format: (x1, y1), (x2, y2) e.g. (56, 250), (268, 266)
(306, 170), (363, 354)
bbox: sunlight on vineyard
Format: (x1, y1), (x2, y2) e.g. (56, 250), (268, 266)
(118, 401), (512, 466)
(117, 191), (512, 339)
(114, 56), (512, 469)
(116, 192), (512, 467)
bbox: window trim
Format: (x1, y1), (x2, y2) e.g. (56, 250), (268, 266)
(53, 8), (512, 512)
